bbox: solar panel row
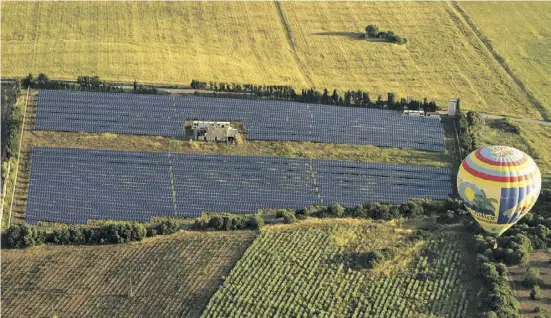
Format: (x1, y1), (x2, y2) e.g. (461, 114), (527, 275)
(36, 90), (446, 152)
(26, 147), (453, 224)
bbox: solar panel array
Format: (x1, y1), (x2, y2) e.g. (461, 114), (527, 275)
(36, 90), (446, 152)
(26, 147), (453, 224)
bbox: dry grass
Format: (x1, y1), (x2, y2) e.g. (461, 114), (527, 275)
(480, 119), (551, 176)
(1, 2), (538, 118)
(458, 2), (551, 120)
(24, 130), (452, 168)
(1, 230), (257, 318)
(0, 2), (307, 87)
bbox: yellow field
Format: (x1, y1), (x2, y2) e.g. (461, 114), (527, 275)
(280, 1), (536, 118)
(459, 2), (551, 120)
(0, 2), (308, 86)
(1, 1), (539, 118)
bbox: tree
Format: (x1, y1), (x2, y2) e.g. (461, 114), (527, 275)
(365, 25), (379, 38)
(362, 92), (371, 107)
(354, 90), (362, 106)
(322, 89), (329, 104)
(344, 91), (351, 106)
(22, 73), (33, 87)
(376, 95), (383, 108)
(387, 92), (396, 108)
(331, 89), (339, 105)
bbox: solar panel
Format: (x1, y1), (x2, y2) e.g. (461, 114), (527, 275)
(35, 90), (447, 152)
(26, 147), (453, 224)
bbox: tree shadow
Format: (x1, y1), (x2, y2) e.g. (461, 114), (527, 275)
(313, 32), (365, 40)
(323, 252), (376, 270)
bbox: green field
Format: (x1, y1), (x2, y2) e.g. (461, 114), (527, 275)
(1, 230), (256, 318)
(1, 1), (539, 118)
(459, 2), (551, 120)
(202, 219), (479, 317)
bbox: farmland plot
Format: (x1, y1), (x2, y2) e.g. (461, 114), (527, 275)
(1, 231), (256, 318)
(1, 2), (539, 118)
(458, 2), (551, 120)
(279, 1), (537, 118)
(0, 1), (307, 86)
(202, 219), (480, 317)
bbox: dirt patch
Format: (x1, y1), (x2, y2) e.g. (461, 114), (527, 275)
(509, 251), (551, 316)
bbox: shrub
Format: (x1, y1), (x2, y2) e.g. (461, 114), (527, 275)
(281, 211), (297, 224)
(246, 215), (264, 230)
(193, 217), (209, 230)
(381, 247), (398, 259)
(146, 227), (158, 237)
(366, 251), (385, 268)
(437, 210), (458, 224)
(368, 203), (391, 220)
(209, 216), (224, 230)
(51, 228), (71, 244)
(327, 202), (345, 217)
(534, 305), (544, 313)
(495, 263), (508, 276)
(4, 224), (45, 248)
(156, 219), (179, 235)
(531, 285), (543, 300)
(524, 268), (543, 288)
(68, 227), (85, 243)
(296, 207), (312, 217)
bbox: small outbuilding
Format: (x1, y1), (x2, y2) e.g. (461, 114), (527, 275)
(192, 121), (238, 142)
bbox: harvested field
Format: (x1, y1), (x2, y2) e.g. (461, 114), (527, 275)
(1, 230), (257, 318)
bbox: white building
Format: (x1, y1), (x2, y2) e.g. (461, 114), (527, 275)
(448, 98), (459, 116)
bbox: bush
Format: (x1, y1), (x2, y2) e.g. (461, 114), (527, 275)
(534, 305), (544, 313)
(437, 210), (458, 224)
(155, 219), (179, 235)
(50, 228), (71, 244)
(246, 215), (264, 230)
(381, 247), (398, 259)
(280, 211), (297, 224)
(531, 285), (543, 300)
(296, 207), (312, 217)
(495, 263), (508, 276)
(208, 216), (224, 230)
(368, 203), (391, 220)
(366, 251), (385, 268)
(524, 268), (543, 288)
(327, 202), (345, 217)
(4, 224), (45, 248)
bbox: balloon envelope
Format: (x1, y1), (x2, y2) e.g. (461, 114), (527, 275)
(457, 145), (541, 236)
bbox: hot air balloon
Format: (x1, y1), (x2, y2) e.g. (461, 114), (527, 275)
(457, 145), (541, 238)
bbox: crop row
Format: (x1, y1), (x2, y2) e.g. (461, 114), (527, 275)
(1, 232), (255, 318)
(202, 223), (475, 318)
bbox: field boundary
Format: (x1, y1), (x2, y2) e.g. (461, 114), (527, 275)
(451, 2), (550, 121)
(0, 161), (12, 228)
(273, 0), (315, 88)
(7, 86), (30, 228)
